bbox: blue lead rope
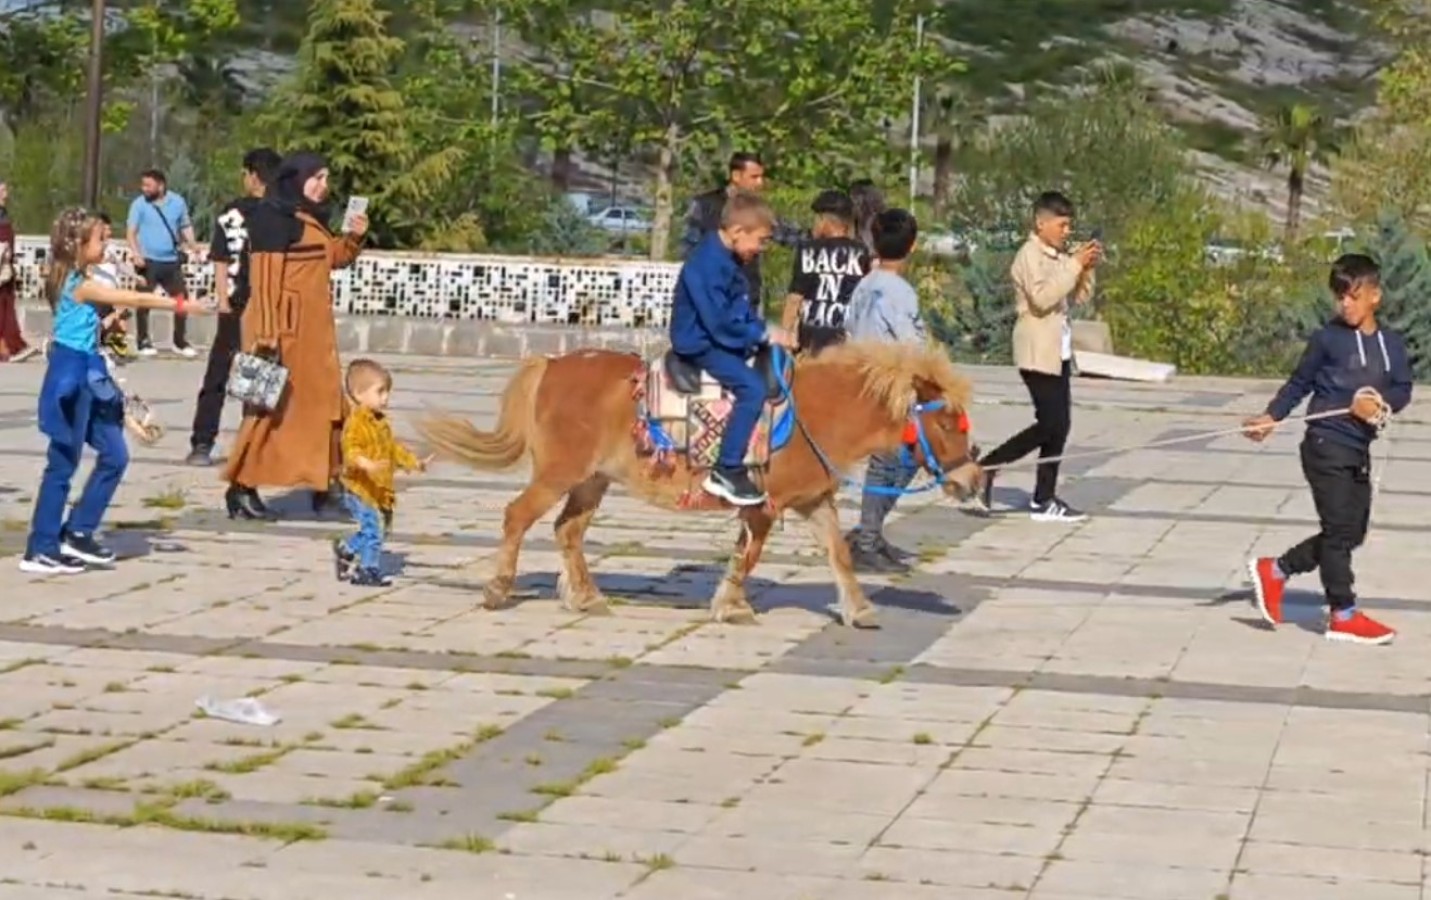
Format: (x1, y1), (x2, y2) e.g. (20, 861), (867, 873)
(768, 345), (948, 499)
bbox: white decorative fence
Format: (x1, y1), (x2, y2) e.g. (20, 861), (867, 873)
(11, 236), (682, 328)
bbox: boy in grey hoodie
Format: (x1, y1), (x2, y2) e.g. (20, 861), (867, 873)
(843, 208), (928, 573)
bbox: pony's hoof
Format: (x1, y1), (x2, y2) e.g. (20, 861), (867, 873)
(568, 593), (611, 616)
(481, 578), (513, 610)
(713, 605), (759, 626)
(843, 607), (880, 629)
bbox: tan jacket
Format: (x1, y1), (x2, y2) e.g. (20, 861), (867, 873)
(1009, 234), (1095, 375)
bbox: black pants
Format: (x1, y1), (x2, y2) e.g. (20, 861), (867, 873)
(979, 361), (1072, 505)
(135, 260), (188, 347)
(189, 310), (241, 451)
(1278, 434), (1372, 611)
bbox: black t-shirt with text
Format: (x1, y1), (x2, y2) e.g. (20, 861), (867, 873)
(787, 236), (870, 353)
(209, 196), (261, 311)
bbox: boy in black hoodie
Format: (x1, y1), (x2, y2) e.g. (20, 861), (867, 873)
(1244, 253), (1413, 645)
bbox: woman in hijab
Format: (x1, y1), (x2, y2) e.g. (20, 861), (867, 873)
(222, 152), (369, 519)
(849, 179), (887, 255)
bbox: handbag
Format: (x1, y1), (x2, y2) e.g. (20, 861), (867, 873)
(146, 199), (190, 268)
(228, 347), (289, 412)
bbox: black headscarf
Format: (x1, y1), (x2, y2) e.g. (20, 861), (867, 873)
(264, 151), (331, 244)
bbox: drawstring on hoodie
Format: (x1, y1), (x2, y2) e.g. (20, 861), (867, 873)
(1355, 330), (1391, 372)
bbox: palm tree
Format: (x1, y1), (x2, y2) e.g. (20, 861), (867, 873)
(1258, 103), (1341, 242)
(925, 83), (984, 221)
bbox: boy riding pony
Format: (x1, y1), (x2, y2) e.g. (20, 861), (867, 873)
(668, 190), (796, 506)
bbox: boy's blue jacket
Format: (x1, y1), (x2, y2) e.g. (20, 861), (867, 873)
(1267, 317), (1414, 449)
(669, 232), (767, 356)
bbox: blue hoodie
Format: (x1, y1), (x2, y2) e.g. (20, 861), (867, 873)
(669, 232), (767, 357)
(1266, 317), (1414, 450)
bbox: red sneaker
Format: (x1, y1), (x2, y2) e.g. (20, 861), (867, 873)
(1326, 611), (1395, 645)
(1247, 558), (1284, 626)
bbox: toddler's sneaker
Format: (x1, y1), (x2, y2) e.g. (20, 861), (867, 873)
(349, 567), (392, 587)
(331, 539), (356, 580)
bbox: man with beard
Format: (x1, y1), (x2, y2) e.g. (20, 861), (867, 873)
(126, 168), (200, 357)
(186, 147), (282, 467)
(679, 152), (802, 316)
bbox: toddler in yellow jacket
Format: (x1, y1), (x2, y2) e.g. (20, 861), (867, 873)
(333, 359), (429, 586)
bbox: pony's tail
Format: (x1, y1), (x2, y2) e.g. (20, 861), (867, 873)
(415, 356), (547, 471)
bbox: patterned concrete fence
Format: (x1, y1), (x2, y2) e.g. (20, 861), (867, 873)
(11, 237), (680, 357)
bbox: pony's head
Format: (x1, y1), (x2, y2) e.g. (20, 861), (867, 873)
(809, 341), (983, 500)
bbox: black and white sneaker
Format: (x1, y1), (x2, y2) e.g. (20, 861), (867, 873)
(1030, 498), (1087, 523)
(701, 467), (767, 506)
(19, 552), (87, 575)
(61, 532), (116, 565)
(349, 567), (393, 587)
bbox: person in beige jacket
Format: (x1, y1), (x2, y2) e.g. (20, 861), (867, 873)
(977, 191), (1100, 522)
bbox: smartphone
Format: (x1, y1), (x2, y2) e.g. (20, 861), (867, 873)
(343, 196), (369, 232)
(1090, 227), (1104, 242)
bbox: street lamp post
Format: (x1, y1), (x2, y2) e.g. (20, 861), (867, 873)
(82, 0), (106, 209)
(907, 13), (924, 207)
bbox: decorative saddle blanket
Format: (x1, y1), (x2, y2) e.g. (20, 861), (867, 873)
(634, 347), (795, 469)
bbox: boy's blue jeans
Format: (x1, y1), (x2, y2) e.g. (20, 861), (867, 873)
(689, 347), (764, 470)
(28, 416), (129, 558)
(343, 493), (385, 571)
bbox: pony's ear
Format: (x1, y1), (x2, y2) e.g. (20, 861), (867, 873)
(912, 376), (942, 403)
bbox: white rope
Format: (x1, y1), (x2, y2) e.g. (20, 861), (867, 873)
(979, 387), (1394, 475)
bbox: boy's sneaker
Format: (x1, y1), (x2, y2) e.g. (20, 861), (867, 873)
(349, 567), (392, 587)
(331, 539), (357, 580)
(61, 532), (116, 565)
(19, 552), (87, 575)
(1030, 497), (1086, 523)
(1326, 609), (1395, 645)
(850, 542), (910, 574)
(1247, 557), (1285, 626)
(172, 344), (199, 359)
(702, 466), (766, 506)
(185, 445), (214, 467)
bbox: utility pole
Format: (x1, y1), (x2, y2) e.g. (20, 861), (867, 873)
(907, 13), (925, 207)
(82, 0), (106, 208)
(490, 9), (501, 127)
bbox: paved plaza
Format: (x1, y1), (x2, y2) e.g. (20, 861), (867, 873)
(1, 350), (1430, 899)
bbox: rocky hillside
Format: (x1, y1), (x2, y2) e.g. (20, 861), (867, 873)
(936, 0), (1385, 220)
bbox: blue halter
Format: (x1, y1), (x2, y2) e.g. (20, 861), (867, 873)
(770, 345), (954, 498)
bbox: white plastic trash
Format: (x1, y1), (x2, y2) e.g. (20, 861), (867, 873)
(196, 695), (282, 727)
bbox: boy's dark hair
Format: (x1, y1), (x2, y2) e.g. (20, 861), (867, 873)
(1033, 191), (1075, 219)
(729, 152), (762, 174)
(871, 208), (918, 261)
(810, 189), (854, 222)
(1329, 253), (1380, 298)
(242, 148), (282, 181)
(95, 211), (112, 225)
(139, 168), (167, 185)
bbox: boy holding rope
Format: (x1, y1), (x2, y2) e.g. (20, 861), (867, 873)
(1244, 253), (1412, 645)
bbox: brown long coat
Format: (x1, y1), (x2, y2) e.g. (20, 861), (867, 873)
(224, 211), (363, 491)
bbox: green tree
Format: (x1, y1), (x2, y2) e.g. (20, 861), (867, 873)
(260, 0), (465, 248)
(1257, 103), (1341, 243)
(492, 0), (954, 260)
(1360, 213), (1431, 378)
(950, 69), (1187, 242)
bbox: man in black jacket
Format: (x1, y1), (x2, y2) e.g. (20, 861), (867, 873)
(680, 151), (803, 316)
(185, 147), (282, 467)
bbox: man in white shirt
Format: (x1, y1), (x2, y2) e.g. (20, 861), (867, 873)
(976, 191), (1099, 522)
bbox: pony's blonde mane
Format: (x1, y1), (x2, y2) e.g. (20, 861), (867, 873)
(798, 340), (973, 421)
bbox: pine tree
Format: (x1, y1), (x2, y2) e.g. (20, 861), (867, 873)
(262, 0), (462, 245)
(1363, 212), (1431, 379)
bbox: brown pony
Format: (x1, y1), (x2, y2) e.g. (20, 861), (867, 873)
(415, 341), (982, 628)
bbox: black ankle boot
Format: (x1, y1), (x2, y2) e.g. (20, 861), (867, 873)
(226, 484), (276, 521)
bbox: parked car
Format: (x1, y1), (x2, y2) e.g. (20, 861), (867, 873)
(587, 206), (651, 235)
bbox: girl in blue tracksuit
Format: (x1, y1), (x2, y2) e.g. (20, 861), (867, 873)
(21, 207), (208, 575)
